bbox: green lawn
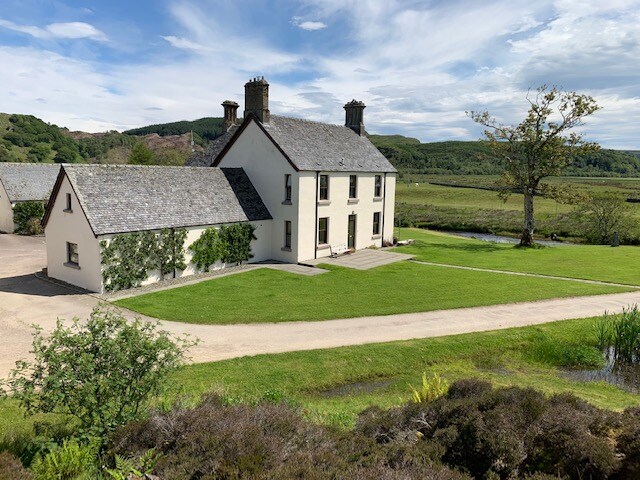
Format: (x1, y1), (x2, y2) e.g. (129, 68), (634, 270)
(115, 261), (627, 324)
(394, 228), (640, 286)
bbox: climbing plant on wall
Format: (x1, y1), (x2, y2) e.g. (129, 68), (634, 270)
(189, 223), (256, 271)
(101, 228), (187, 292)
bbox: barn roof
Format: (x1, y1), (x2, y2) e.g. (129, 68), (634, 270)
(0, 162), (60, 202)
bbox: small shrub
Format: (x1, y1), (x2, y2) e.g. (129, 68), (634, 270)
(30, 440), (97, 480)
(409, 372), (449, 403)
(12, 201), (45, 235)
(0, 452), (33, 480)
(446, 378), (492, 400)
(618, 407), (640, 479)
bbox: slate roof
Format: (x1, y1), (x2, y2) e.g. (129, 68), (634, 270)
(263, 116), (396, 173)
(55, 164), (271, 236)
(0, 163), (60, 202)
(185, 125), (239, 167)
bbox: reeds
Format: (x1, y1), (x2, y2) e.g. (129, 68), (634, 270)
(595, 305), (640, 364)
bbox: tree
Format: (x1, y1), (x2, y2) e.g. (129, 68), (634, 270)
(128, 142), (155, 165)
(576, 194), (634, 244)
(4, 306), (196, 446)
(468, 86), (600, 246)
(53, 145), (78, 164)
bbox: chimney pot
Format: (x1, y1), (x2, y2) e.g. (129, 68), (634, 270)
(244, 76), (270, 123)
(222, 100), (239, 131)
(344, 99), (366, 136)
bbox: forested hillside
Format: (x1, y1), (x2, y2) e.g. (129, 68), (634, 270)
(123, 117), (230, 145)
(368, 135), (640, 177)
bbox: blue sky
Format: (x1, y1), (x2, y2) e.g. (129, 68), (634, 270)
(1, 0), (639, 149)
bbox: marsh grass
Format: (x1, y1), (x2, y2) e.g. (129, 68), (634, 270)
(596, 306), (640, 364)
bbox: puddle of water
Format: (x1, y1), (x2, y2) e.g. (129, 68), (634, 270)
(317, 379), (395, 398)
(449, 231), (575, 247)
(563, 356), (640, 394)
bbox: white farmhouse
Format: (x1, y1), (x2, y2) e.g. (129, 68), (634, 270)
(0, 162), (59, 233)
(189, 77), (397, 262)
(43, 77), (396, 292)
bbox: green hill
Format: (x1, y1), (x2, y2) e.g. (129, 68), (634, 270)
(368, 135), (640, 177)
(123, 117), (231, 145)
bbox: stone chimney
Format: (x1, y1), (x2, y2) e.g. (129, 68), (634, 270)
(244, 76), (270, 123)
(222, 100), (239, 131)
(344, 99), (366, 136)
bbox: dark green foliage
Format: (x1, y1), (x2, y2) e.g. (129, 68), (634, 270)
(369, 136), (640, 177)
(0, 452), (33, 480)
(6, 307), (194, 444)
(101, 232), (157, 291)
(189, 223), (256, 271)
(101, 229), (188, 291)
(26, 144), (50, 163)
(124, 117), (229, 144)
(76, 131), (136, 160)
(12, 201), (45, 235)
(156, 228), (188, 279)
(52, 146), (78, 164)
(127, 142), (155, 165)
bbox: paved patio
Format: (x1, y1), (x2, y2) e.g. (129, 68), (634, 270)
(302, 249), (414, 270)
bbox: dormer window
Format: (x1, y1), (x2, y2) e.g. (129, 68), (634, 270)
(64, 193), (72, 212)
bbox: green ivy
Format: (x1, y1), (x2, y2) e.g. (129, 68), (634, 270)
(189, 223), (256, 271)
(13, 201), (45, 234)
(101, 228), (187, 292)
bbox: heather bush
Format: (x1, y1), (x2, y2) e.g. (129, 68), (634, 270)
(0, 452), (33, 480)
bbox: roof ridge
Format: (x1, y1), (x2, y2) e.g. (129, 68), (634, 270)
(269, 114), (350, 130)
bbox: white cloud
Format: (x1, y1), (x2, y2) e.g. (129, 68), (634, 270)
(0, 19), (107, 41)
(161, 35), (211, 51)
(291, 18), (327, 31)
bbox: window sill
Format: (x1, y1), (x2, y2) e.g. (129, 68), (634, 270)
(63, 209), (73, 213)
(281, 200), (292, 205)
(373, 197), (383, 202)
(317, 200), (331, 206)
(64, 262), (81, 270)
(371, 234), (382, 240)
(317, 243), (330, 250)
(281, 247), (292, 252)
(347, 198), (359, 204)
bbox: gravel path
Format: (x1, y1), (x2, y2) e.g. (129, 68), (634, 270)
(2, 234), (640, 379)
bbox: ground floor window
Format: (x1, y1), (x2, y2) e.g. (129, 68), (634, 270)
(373, 212), (381, 235)
(66, 242), (79, 266)
(285, 221), (292, 248)
(318, 217), (328, 244)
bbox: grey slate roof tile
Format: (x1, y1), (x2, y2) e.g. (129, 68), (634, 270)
(264, 116), (396, 173)
(0, 163), (60, 202)
(62, 164), (271, 236)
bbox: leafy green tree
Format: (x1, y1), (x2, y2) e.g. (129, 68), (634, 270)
(53, 145), (78, 164)
(13, 201), (45, 234)
(27, 144), (51, 163)
(128, 142), (156, 165)
(576, 194), (634, 244)
(5, 306), (196, 445)
(468, 86), (600, 246)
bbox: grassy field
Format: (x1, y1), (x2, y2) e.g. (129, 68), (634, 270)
(394, 228), (640, 286)
(114, 261), (627, 325)
(395, 175), (640, 240)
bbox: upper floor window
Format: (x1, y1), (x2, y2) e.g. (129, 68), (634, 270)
(319, 175), (329, 200)
(373, 212), (381, 235)
(349, 175), (357, 199)
(284, 174), (292, 201)
(64, 193), (72, 212)
(284, 221), (292, 248)
(374, 175), (382, 198)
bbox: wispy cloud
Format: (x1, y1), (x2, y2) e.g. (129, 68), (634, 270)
(291, 17), (327, 31)
(0, 19), (107, 41)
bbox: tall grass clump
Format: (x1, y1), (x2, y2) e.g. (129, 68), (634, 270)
(595, 306), (640, 364)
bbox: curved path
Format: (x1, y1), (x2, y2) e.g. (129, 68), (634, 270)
(3, 234), (640, 378)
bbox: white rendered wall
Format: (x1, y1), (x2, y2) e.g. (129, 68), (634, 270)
(45, 176), (103, 292)
(298, 172), (395, 261)
(216, 121), (298, 262)
(0, 183), (14, 233)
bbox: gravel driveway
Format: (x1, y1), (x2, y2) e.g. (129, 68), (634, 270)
(3, 234), (640, 380)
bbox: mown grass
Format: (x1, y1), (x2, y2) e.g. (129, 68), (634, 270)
(394, 228), (640, 286)
(114, 261), (627, 324)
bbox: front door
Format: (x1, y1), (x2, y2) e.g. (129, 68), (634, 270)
(348, 214), (356, 249)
